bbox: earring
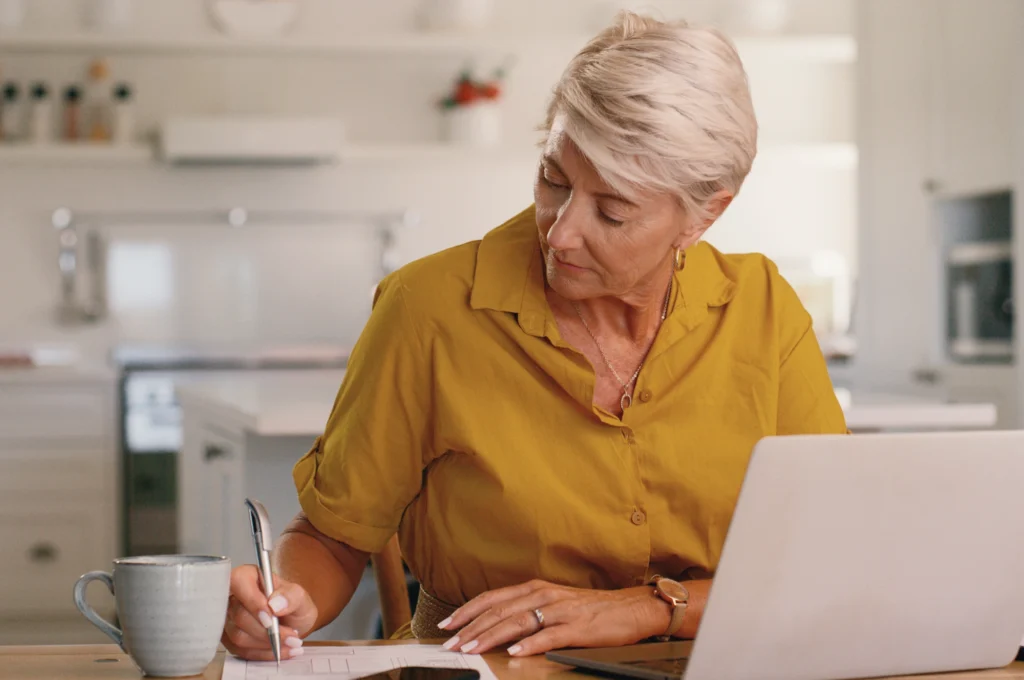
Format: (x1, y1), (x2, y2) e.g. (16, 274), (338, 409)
(674, 248), (686, 271)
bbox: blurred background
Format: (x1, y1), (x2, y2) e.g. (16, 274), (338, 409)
(0, 0), (1018, 647)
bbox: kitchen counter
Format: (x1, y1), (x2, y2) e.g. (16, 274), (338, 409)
(0, 364), (115, 384)
(176, 369), (344, 436)
(836, 388), (998, 431)
(177, 371), (999, 437)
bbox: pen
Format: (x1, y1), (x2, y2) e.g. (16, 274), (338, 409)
(245, 498), (282, 668)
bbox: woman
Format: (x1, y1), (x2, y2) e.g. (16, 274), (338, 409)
(222, 11), (847, 660)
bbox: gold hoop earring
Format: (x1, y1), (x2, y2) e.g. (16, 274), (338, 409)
(674, 248), (686, 271)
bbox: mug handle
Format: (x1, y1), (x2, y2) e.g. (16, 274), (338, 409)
(73, 571), (124, 648)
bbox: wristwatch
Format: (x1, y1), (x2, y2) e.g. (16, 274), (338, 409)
(649, 575), (689, 641)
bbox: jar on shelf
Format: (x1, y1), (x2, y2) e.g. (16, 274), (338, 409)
(442, 102), (501, 148)
(437, 67), (506, 148)
(1, 81), (22, 142)
(28, 82), (54, 145)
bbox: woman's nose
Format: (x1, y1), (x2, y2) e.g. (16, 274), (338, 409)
(546, 203), (584, 251)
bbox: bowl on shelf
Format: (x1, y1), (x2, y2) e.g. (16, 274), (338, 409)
(207, 0), (300, 38)
(417, 0), (494, 32)
(85, 0), (138, 31)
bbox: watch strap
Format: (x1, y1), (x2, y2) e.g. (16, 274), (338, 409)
(650, 575), (689, 641)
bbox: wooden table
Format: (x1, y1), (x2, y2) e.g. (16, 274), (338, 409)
(2, 641), (1024, 680)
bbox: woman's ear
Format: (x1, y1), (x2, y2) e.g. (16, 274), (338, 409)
(703, 190), (734, 224)
(676, 190), (734, 248)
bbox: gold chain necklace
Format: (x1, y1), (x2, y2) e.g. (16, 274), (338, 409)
(572, 279), (672, 411)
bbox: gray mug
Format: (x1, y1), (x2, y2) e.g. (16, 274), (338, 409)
(74, 555), (231, 678)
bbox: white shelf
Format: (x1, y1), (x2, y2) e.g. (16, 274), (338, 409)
(734, 34), (856, 63)
(340, 143), (538, 162)
(0, 141), (855, 167)
(0, 30), (575, 56)
(947, 241), (1012, 266)
(0, 142), (152, 163)
(756, 142), (858, 168)
(0, 30), (855, 62)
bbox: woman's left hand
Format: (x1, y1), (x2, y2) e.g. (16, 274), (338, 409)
(437, 580), (671, 657)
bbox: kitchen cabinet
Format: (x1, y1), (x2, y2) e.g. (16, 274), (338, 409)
(0, 369), (118, 626)
(924, 0), (1017, 199)
(855, 0), (1021, 422)
(176, 370), (397, 641)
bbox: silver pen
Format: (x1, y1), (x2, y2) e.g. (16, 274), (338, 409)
(245, 498), (282, 668)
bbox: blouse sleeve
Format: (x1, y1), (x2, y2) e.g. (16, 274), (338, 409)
(773, 273), (849, 436)
(292, 271), (436, 553)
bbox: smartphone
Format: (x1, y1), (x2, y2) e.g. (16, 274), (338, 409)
(355, 667), (481, 680)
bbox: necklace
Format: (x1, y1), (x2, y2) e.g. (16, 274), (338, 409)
(572, 278), (672, 412)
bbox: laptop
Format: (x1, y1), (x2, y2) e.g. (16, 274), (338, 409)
(547, 431), (1024, 680)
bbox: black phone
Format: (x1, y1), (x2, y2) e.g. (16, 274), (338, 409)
(354, 667), (481, 680)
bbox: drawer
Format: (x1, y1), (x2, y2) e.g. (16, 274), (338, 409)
(0, 505), (114, 617)
(0, 453), (109, 496)
(0, 384), (111, 441)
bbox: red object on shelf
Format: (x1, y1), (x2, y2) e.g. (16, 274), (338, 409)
(454, 78), (478, 105)
(479, 82), (501, 100)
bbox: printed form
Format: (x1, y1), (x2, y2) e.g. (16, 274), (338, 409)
(222, 645), (499, 680)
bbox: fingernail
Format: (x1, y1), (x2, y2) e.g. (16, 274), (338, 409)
(258, 611), (273, 628)
(508, 645), (523, 656)
(289, 647), (304, 658)
(284, 637), (303, 649)
(441, 636), (460, 651)
(461, 640), (479, 653)
(438, 616), (453, 629)
(269, 595), (288, 614)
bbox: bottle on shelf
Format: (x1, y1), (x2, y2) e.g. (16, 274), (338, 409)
(28, 82), (54, 145)
(111, 82), (134, 146)
(63, 85), (82, 141)
(85, 58), (113, 143)
(0, 81), (21, 142)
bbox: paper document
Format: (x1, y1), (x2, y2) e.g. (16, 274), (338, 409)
(221, 644), (499, 680)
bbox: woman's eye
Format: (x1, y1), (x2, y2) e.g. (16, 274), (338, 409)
(541, 175), (568, 190)
(599, 211), (624, 227)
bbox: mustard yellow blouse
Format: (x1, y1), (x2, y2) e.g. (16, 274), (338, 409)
(293, 205), (847, 607)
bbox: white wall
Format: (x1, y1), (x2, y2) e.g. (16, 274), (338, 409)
(0, 0), (855, 357)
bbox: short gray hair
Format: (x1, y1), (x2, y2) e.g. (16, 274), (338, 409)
(545, 11), (758, 222)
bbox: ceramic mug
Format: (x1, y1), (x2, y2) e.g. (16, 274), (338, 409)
(74, 555), (231, 678)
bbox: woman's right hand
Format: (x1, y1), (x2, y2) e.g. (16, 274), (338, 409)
(222, 565), (319, 660)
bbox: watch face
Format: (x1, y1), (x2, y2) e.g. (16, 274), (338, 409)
(658, 579), (689, 603)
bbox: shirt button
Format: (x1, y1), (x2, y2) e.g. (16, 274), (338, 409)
(639, 389), (653, 403)
(631, 510), (646, 526)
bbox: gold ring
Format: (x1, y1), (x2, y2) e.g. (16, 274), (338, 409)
(533, 609), (545, 628)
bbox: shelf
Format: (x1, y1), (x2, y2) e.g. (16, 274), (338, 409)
(947, 241), (1012, 266)
(0, 30), (856, 62)
(0, 30), (575, 56)
(0, 142), (152, 163)
(0, 141), (855, 167)
(340, 143), (538, 162)
(756, 143), (858, 168)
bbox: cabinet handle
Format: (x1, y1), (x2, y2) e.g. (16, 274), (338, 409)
(28, 542), (59, 564)
(204, 444), (228, 461)
(912, 368), (943, 385)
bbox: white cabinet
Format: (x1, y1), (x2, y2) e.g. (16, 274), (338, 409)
(0, 372), (118, 621)
(855, 0), (1021, 408)
(925, 0), (1017, 198)
(178, 421), (249, 569)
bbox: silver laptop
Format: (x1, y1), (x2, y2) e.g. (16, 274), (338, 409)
(548, 431), (1024, 680)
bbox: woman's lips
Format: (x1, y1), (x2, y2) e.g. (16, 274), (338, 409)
(553, 256), (586, 272)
